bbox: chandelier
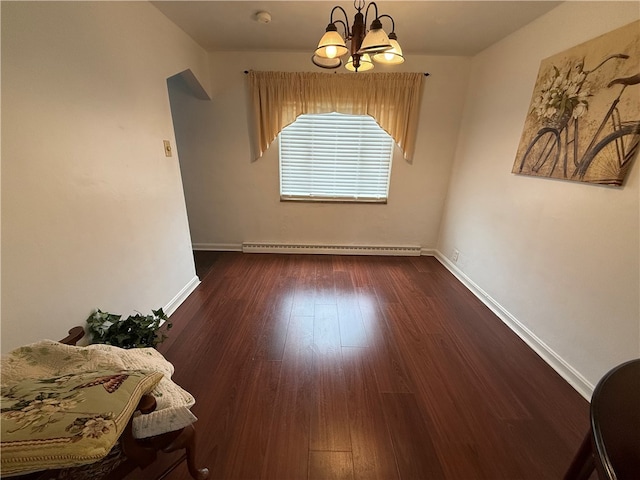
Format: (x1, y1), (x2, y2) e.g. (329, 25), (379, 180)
(312, 1), (404, 72)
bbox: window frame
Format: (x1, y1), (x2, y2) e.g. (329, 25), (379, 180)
(278, 112), (395, 204)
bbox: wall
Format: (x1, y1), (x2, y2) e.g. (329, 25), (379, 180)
(438, 1), (640, 396)
(170, 51), (470, 251)
(1, 1), (210, 351)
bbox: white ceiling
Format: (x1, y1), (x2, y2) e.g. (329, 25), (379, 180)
(151, 1), (563, 57)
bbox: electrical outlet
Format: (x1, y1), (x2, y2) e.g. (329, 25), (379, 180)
(452, 249), (459, 263)
(163, 140), (172, 157)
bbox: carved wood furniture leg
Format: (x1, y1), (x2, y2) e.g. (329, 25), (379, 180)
(160, 424), (209, 480)
(563, 431), (595, 480)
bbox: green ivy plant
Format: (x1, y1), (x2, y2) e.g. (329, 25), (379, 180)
(86, 308), (172, 349)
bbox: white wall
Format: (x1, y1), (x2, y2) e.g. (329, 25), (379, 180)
(170, 51), (470, 251)
(1, 1), (210, 351)
(438, 2), (640, 396)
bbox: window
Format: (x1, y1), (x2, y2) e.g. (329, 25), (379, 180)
(279, 113), (394, 203)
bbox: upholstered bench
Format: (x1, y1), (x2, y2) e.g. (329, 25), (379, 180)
(1, 327), (208, 479)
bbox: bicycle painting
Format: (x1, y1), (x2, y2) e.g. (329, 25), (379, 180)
(513, 21), (639, 186)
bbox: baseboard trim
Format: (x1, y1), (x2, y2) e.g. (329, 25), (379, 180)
(192, 243), (242, 252)
(242, 242), (422, 256)
(434, 250), (594, 401)
(164, 275), (201, 317)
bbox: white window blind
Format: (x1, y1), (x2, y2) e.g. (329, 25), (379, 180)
(279, 113), (394, 202)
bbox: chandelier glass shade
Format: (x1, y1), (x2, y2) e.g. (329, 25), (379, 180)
(372, 33), (404, 65)
(314, 27), (349, 59)
(312, 1), (404, 72)
(357, 18), (391, 54)
(345, 53), (374, 71)
(312, 54), (343, 69)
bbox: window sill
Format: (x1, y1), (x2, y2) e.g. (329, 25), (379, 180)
(280, 196), (387, 204)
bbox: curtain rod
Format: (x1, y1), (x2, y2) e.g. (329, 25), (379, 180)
(243, 70), (429, 76)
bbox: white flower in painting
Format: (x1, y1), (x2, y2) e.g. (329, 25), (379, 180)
(565, 83), (579, 97)
(553, 75), (563, 88)
(531, 60), (591, 126)
(571, 71), (586, 85)
(572, 102), (588, 119)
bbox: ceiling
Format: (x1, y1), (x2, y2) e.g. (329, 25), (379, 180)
(151, 1), (563, 57)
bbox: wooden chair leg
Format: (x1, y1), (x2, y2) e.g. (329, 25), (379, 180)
(161, 424), (209, 480)
(564, 431), (595, 480)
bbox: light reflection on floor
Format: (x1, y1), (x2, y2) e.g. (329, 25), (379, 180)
(279, 288), (380, 362)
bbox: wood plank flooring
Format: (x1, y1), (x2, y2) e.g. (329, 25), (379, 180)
(129, 252), (590, 480)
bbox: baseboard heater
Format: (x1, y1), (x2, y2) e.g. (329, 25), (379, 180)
(241, 242), (422, 256)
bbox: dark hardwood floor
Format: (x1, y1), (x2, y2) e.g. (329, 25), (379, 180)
(131, 252), (591, 480)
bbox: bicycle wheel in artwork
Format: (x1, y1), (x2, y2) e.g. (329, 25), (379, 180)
(513, 20), (639, 186)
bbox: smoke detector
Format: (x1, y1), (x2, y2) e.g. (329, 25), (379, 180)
(254, 11), (271, 24)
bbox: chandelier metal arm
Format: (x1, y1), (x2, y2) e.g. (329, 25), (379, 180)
(333, 19), (349, 40)
(330, 6), (351, 38)
(363, 1), (380, 29)
(376, 14), (395, 34)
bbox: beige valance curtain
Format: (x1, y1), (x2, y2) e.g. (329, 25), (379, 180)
(248, 71), (424, 162)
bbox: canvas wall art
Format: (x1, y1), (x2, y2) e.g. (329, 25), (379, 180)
(513, 21), (639, 186)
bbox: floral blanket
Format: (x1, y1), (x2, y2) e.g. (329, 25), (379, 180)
(1, 341), (198, 475)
